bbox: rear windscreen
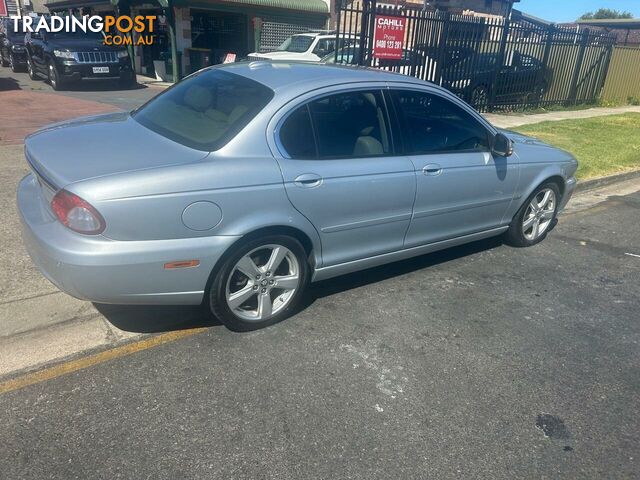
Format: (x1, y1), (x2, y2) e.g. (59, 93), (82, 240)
(133, 69), (274, 151)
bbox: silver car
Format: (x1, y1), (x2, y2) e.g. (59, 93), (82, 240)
(18, 62), (577, 331)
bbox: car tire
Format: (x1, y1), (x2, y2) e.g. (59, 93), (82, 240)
(9, 53), (19, 72)
(206, 235), (310, 332)
(27, 57), (39, 80)
(471, 85), (489, 110)
(505, 181), (560, 247)
(119, 73), (137, 90)
(525, 82), (547, 104)
(48, 61), (64, 91)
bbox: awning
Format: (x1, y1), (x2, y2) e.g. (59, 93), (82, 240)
(110, 0), (328, 14)
(173, 0), (328, 14)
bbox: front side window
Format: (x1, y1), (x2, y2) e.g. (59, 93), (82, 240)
(391, 90), (490, 154)
(133, 69), (274, 151)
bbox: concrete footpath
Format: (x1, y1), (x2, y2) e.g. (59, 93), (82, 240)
(484, 105), (640, 129)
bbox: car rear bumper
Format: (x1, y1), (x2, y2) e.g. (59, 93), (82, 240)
(18, 174), (240, 305)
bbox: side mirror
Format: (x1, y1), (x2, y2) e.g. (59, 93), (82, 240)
(492, 133), (513, 157)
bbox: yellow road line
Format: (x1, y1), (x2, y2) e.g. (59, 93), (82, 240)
(0, 327), (208, 395)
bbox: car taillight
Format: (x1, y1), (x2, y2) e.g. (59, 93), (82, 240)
(51, 190), (106, 235)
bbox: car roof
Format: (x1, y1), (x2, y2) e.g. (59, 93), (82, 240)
(218, 61), (427, 93)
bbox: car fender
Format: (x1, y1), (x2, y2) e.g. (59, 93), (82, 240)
(505, 161), (567, 222)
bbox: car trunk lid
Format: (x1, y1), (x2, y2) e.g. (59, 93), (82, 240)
(25, 111), (209, 189)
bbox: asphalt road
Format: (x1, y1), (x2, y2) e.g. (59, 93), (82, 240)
(0, 188), (638, 479)
(0, 66), (160, 110)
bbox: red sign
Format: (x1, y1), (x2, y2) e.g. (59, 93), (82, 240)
(0, 0), (8, 17)
(373, 15), (406, 60)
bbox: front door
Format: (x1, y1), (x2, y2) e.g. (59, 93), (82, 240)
(389, 88), (519, 247)
(273, 89), (416, 267)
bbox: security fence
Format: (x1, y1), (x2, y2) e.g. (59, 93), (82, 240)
(334, 1), (617, 112)
(601, 46), (640, 104)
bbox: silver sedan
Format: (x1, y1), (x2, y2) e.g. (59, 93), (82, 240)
(18, 62), (577, 330)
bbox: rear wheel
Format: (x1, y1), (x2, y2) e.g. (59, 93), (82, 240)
(0, 51), (8, 67)
(9, 53), (19, 72)
(505, 182), (560, 247)
(525, 82), (547, 104)
(206, 235), (309, 331)
(27, 56), (39, 80)
(471, 85), (489, 110)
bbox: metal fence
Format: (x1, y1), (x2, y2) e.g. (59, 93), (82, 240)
(335, 1), (617, 112)
(601, 46), (640, 104)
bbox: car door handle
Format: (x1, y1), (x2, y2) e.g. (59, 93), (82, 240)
(422, 164), (442, 176)
(294, 173), (322, 188)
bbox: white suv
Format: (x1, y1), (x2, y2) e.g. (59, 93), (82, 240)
(247, 32), (356, 63)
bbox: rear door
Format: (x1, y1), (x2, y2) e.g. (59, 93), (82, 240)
(388, 87), (519, 247)
(271, 87), (416, 267)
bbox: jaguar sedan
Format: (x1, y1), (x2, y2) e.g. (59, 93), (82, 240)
(18, 62), (577, 331)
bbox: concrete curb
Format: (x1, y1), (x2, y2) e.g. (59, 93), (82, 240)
(576, 169), (640, 193)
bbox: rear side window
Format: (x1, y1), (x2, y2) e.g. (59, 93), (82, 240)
(391, 90), (490, 154)
(133, 69), (274, 151)
(279, 106), (316, 159)
(279, 90), (392, 159)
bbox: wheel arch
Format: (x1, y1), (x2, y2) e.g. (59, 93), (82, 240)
(201, 224), (319, 305)
(508, 169), (567, 223)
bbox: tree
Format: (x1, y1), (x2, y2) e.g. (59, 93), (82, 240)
(579, 8), (634, 20)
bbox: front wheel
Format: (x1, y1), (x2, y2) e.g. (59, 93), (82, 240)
(206, 235), (309, 331)
(505, 182), (560, 247)
(0, 51), (8, 67)
(48, 61), (64, 90)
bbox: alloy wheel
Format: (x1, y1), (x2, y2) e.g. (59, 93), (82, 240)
(49, 63), (57, 89)
(225, 244), (300, 322)
(472, 86), (488, 109)
(522, 188), (556, 241)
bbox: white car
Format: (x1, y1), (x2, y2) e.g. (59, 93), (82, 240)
(247, 32), (356, 63)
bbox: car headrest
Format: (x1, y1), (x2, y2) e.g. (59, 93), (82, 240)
(183, 85), (213, 112)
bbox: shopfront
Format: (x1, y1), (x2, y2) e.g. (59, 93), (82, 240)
(114, 0), (328, 81)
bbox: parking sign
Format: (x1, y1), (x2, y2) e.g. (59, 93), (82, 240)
(373, 15), (405, 60)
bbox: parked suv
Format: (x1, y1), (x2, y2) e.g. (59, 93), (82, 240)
(25, 27), (134, 90)
(248, 31), (356, 63)
(0, 17), (28, 72)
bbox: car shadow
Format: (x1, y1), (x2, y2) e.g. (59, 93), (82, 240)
(61, 81), (148, 92)
(301, 235), (505, 308)
(95, 236), (505, 333)
(94, 303), (221, 334)
(0, 76), (21, 91)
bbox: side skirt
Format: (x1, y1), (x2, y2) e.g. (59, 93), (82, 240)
(311, 226), (508, 282)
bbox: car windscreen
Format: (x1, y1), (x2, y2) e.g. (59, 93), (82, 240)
(132, 69), (274, 151)
(6, 22), (26, 40)
(49, 30), (105, 41)
(277, 35), (314, 53)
